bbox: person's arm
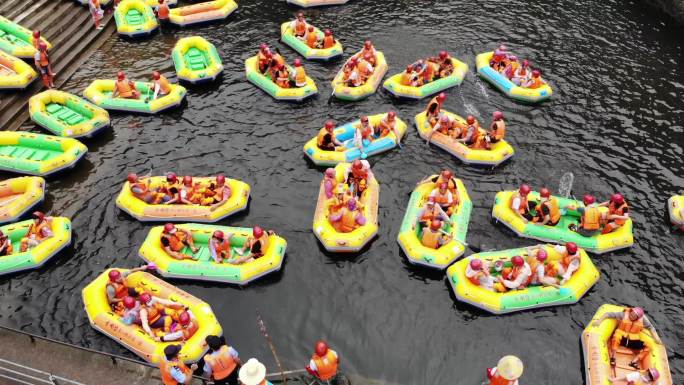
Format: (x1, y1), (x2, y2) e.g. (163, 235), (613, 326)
(642, 316), (662, 344)
(152, 297), (183, 309)
(592, 311), (622, 326)
(435, 204), (452, 224)
(209, 239), (220, 263)
(228, 346), (241, 365)
(33, 52), (40, 68)
(152, 82), (160, 100)
(560, 259), (580, 283)
(426, 123), (441, 143)
(139, 308), (154, 338)
(203, 359), (213, 378)
(106, 285), (119, 303)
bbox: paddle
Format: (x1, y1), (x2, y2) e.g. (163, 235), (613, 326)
(257, 312), (288, 385)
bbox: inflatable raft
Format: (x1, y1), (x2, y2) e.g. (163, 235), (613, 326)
(29, 90), (110, 138)
(0, 15), (52, 59)
(245, 55), (317, 102)
(172, 36), (223, 84)
(397, 177), (471, 269)
(492, 190), (634, 254)
(169, 0), (237, 27)
(667, 195), (683, 229)
(0, 217), (71, 276)
(582, 304), (673, 385)
(116, 176), (250, 222)
(312, 163), (379, 252)
(447, 244), (599, 314)
(83, 79), (186, 114)
(0, 50), (37, 90)
(0, 177), (45, 224)
(286, 0), (349, 6)
(303, 113), (407, 166)
(139, 224), (287, 285)
(0, 132), (87, 176)
(114, 0), (158, 38)
(82, 269), (222, 365)
(143, 0), (177, 6)
(331, 50), (388, 101)
(383, 58), (468, 99)
(77, 0), (113, 6)
(280, 22), (343, 61)
(476, 51), (552, 103)
(414, 110), (514, 166)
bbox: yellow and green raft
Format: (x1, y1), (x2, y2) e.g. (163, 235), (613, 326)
(0, 176), (45, 224)
(139, 224), (287, 285)
(286, 0), (349, 7)
(667, 195), (683, 228)
(0, 217), (72, 276)
(414, 110), (514, 166)
(82, 269), (222, 365)
(582, 304), (673, 385)
(172, 36), (223, 85)
(303, 112), (407, 166)
(332, 50), (388, 101)
(114, 0), (159, 38)
(447, 244), (599, 314)
(492, 190), (634, 254)
(0, 15), (52, 58)
(397, 177), (471, 269)
(168, 0), (238, 27)
(245, 55), (318, 102)
(280, 22), (343, 61)
(116, 176), (250, 222)
(476, 51), (552, 103)
(84, 79), (187, 114)
(312, 163), (379, 252)
(29, 90), (110, 138)
(383, 57), (468, 99)
(0, 50), (37, 90)
(0, 132), (87, 176)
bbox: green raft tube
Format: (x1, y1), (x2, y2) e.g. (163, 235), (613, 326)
(0, 217), (72, 276)
(172, 36), (223, 85)
(29, 90), (110, 138)
(0, 15), (52, 58)
(139, 223), (287, 285)
(83, 79), (187, 114)
(0, 132), (87, 176)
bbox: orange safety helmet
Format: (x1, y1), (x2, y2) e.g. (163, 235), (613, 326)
(315, 340), (329, 356)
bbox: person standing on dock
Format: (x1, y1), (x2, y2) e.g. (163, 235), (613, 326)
(160, 345), (198, 385)
(305, 340), (339, 383)
(486, 355), (523, 385)
(238, 358), (270, 385)
(203, 335), (242, 385)
(157, 0), (170, 30)
(34, 42), (54, 89)
(89, 0), (104, 30)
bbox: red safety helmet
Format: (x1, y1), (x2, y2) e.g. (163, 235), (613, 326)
(163, 223), (175, 233)
(38, 42), (47, 51)
(470, 259), (482, 271)
(159, 0), (164, 3)
(123, 296), (136, 309)
(166, 172), (178, 183)
(253, 226), (264, 238)
(352, 160), (363, 170)
(265, 51), (273, 59)
(364, 40), (372, 49)
(439, 51), (448, 60)
(139, 293), (152, 304)
(466, 115), (475, 125)
(108, 269), (121, 281)
(387, 111), (396, 119)
(519, 184), (531, 195)
(315, 340), (329, 356)
(324, 29), (332, 36)
(179, 311), (191, 326)
(532, 69), (541, 77)
(630, 307), (644, 319)
(259, 43), (268, 51)
(493, 111), (504, 120)
(536, 249), (548, 261)
(33, 30), (40, 38)
(360, 116), (369, 123)
(441, 170), (453, 180)
(216, 173), (225, 185)
(152, 71), (161, 80)
(611, 193), (624, 205)
(427, 196), (436, 203)
(430, 220), (442, 230)
(294, 59), (302, 67)
(583, 194), (595, 205)
(565, 242), (578, 254)
(277, 63), (285, 70)
(325, 120), (335, 130)
(522, 59), (529, 67)
(213, 230), (224, 240)
(540, 187), (551, 198)
(437, 92), (446, 102)
(648, 368), (660, 381)
(32, 211), (45, 220)
(117, 71), (125, 80)
(509, 55), (518, 62)
(183, 175), (193, 186)
(405, 65), (412, 72)
(127, 173), (138, 183)
(308, 26), (314, 32)
(511, 255), (524, 267)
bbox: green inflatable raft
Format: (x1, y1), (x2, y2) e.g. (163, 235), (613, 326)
(0, 217), (72, 276)
(0, 132), (87, 176)
(172, 36), (224, 84)
(29, 90), (110, 138)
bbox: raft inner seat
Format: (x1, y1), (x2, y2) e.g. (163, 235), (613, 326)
(0, 146), (62, 162)
(126, 10), (144, 25)
(45, 103), (88, 126)
(185, 48), (208, 70)
(173, 234), (253, 263)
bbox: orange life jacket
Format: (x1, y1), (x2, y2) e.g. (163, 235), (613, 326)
(421, 228), (441, 249)
(115, 79), (134, 98)
(312, 350), (338, 381)
(489, 373), (516, 385)
(181, 321), (199, 340)
(142, 302), (164, 324)
(205, 346), (238, 380)
(560, 252), (579, 271)
(158, 4), (169, 19)
(294, 21), (307, 35)
(467, 270), (485, 286)
(426, 96), (442, 117)
(618, 310), (644, 334)
(294, 66), (307, 85)
(160, 358), (192, 385)
(323, 35), (335, 49)
(213, 239), (231, 259)
(527, 77), (543, 89)
(38, 51), (49, 67)
(275, 69), (290, 88)
(432, 190), (451, 206)
(539, 198), (561, 224)
(580, 207), (601, 230)
(338, 209), (358, 233)
(509, 193), (529, 215)
(163, 232), (186, 252)
(400, 71), (413, 86)
(490, 120), (505, 141)
(306, 32), (318, 48)
(420, 206), (439, 223)
(608, 201), (628, 225)
(26, 220), (49, 240)
(108, 281), (128, 300)
(422, 62), (435, 82)
(157, 76), (172, 94)
(356, 59), (372, 77)
(377, 118), (393, 137)
(317, 127), (334, 148)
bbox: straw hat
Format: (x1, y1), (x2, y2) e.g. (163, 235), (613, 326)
(497, 355), (523, 380)
(239, 358), (266, 385)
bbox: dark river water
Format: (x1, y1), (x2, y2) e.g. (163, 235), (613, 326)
(1, 0), (683, 384)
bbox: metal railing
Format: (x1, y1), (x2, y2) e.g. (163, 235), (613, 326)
(0, 358), (85, 385)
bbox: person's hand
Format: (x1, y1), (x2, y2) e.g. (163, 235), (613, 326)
(190, 363), (198, 371)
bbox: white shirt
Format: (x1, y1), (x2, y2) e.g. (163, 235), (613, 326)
(502, 263), (531, 289)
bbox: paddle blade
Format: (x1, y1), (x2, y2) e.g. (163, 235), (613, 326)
(558, 172), (574, 198)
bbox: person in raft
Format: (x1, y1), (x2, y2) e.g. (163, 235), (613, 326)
(429, 183), (456, 216)
(203, 335), (242, 385)
(421, 219), (451, 249)
(417, 169), (459, 196)
(152, 71), (172, 100)
(353, 116), (374, 155)
(329, 198), (366, 233)
(592, 306), (664, 369)
(417, 196), (451, 228)
(238, 358), (268, 385)
(599, 193), (630, 234)
(458, 115), (488, 149)
(523, 247), (561, 288)
(306, 340), (339, 382)
(290, 12), (309, 38)
(372, 111), (402, 145)
(160, 344), (198, 385)
(112, 71), (141, 99)
(34, 42), (54, 89)
(531, 188), (561, 227)
(19, 211), (53, 252)
(341, 58), (364, 87)
(344, 160), (373, 198)
(128, 173), (163, 204)
(317, 120), (344, 151)
(156, 310), (199, 343)
(138, 292), (185, 340)
(487, 355), (523, 385)
(257, 44), (271, 73)
(509, 184), (535, 222)
(552, 242), (581, 285)
(353, 40), (377, 66)
(232, 226), (273, 264)
(309, 29), (336, 50)
(105, 266), (148, 313)
(484, 111), (506, 149)
(465, 259), (495, 291)
(0, 230), (12, 256)
(424, 92), (447, 127)
(209, 230), (233, 264)
(512, 59), (532, 86)
(524, 69), (546, 89)
(328, 184), (351, 216)
(291, 59), (308, 88)
(88, 0), (104, 30)
(161, 223), (199, 261)
(567, 194), (604, 237)
(610, 368), (660, 385)
(494, 255), (532, 292)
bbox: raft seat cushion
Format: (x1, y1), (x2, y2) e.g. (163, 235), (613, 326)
(45, 103), (62, 114)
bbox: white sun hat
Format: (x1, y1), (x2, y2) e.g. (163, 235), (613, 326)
(239, 358), (267, 385)
(497, 355), (524, 380)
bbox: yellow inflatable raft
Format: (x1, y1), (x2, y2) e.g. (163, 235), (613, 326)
(169, 0), (238, 27)
(396, 177), (471, 269)
(116, 176), (250, 222)
(0, 15), (52, 59)
(287, 0), (349, 6)
(331, 50), (388, 101)
(667, 195), (683, 229)
(383, 57), (468, 99)
(0, 217), (71, 276)
(114, 0), (158, 38)
(582, 304), (673, 385)
(245, 55), (318, 102)
(82, 269), (222, 365)
(139, 223), (287, 285)
(83, 79), (186, 114)
(280, 22), (343, 61)
(447, 244), (599, 314)
(0, 177), (45, 224)
(414, 110), (514, 166)
(0, 50), (37, 90)
(312, 163), (379, 252)
(476, 51), (553, 103)
(0, 132), (88, 176)
(29, 90), (110, 138)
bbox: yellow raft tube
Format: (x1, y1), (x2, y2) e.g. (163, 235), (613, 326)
(280, 22), (343, 61)
(312, 163), (379, 252)
(667, 195), (683, 229)
(83, 79), (187, 114)
(82, 269), (222, 365)
(383, 57), (468, 99)
(0, 51), (37, 90)
(447, 244), (599, 314)
(331, 50), (388, 101)
(414, 110), (514, 166)
(0, 217), (72, 276)
(582, 304), (673, 385)
(116, 176), (250, 222)
(169, 0), (238, 27)
(0, 177), (45, 224)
